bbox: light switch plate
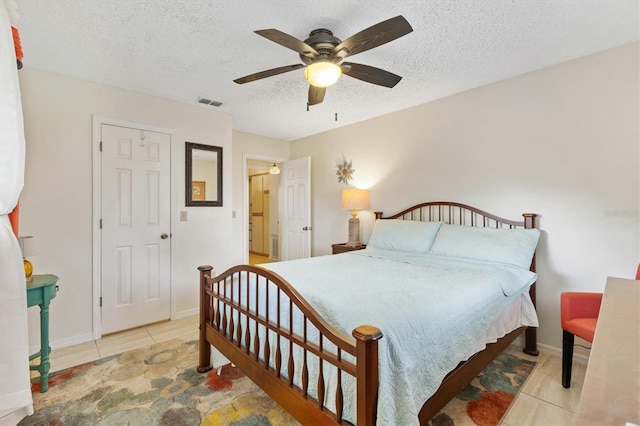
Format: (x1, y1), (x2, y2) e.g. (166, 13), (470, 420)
(180, 211), (187, 221)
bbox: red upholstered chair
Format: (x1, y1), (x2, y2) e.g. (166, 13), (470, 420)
(561, 265), (640, 388)
(560, 292), (601, 388)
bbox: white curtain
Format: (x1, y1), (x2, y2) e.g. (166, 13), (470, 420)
(0, 0), (33, 424)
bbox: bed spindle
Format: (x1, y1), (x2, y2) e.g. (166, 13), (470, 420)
(214, 283), (221, 331)
(245, 272), (251, 354)
(264, 280), (271, 367)
(253, 272), (260, 361)
(336, 348), (344, 421)
(302, 318), (309, 395)
(288, 300), (295, 386)
(236, 274), (243, 346)
(317, 335), (325, 408)
(221, 276), (228, 336)
(229, 276), (235, 340)
(276, 289), (282, 376)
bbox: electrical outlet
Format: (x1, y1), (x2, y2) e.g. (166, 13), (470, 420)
(180, 211), (187, 222)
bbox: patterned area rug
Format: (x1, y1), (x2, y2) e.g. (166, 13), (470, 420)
(19, 338), (535, 426)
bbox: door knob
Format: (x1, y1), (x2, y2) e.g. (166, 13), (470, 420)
(302, 226), (313, 231)
(160, 233), (169, 239)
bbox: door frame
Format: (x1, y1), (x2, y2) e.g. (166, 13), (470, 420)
(91, 116), (178, 339)
(242, 153), (286, 264)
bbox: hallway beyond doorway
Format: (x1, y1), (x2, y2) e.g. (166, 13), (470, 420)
(249, 253), (272, 266)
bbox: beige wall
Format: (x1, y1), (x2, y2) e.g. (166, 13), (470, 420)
(18, 68), (236, 348)
(290, 42), (640, 351)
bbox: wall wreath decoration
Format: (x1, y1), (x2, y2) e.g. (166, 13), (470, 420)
(335, 156), (355, 185)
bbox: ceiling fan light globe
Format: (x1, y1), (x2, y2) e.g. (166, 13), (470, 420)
(304, 62), (341, 88)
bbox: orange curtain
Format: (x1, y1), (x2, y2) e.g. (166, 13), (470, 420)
(8, 203), (18, 236)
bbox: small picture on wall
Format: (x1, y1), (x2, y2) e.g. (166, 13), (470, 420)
(192, 181), (205, 200)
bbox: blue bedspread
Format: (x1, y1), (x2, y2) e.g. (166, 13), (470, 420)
(261, 248), (537, 425)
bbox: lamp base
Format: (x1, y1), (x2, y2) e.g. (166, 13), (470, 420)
(24, 258), (33, 282)
(346, 217), (362, 248)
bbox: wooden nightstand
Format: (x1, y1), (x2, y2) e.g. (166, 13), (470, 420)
(331, 243), (367, 254)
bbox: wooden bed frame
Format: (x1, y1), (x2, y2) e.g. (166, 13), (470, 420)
(197, 201), (538, 425)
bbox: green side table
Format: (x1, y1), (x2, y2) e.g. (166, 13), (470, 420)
(27, 274), (59, 392)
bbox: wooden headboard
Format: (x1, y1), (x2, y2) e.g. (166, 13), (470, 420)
(375, 201), (539, 356)
(375, 201), (536, 231)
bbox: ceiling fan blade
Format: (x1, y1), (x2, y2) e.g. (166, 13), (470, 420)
(332, 15), (413, 59)
(255, 29), (319, 58)
(341, 62), (402, 88)
(234, 64), (304, 84)
(308, 85), (326, 106)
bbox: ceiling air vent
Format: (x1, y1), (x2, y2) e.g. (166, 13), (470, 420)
(197, 98), (223, 107)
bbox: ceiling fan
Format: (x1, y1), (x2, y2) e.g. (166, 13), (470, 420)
(234, 15), (413, 107)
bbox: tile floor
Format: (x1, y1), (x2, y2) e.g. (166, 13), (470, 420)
(501, 345), (586, 425)
(38, 320), (586, 425)
(37, 316), (199, 375)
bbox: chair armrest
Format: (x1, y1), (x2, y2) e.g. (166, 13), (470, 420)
(561, 292), (603, 327)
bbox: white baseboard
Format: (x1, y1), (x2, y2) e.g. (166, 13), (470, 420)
(30, 332), (94, 355)
(510, 335), (589, 366)
(30, 311), (198, 354)
(172, 308), (199, 320)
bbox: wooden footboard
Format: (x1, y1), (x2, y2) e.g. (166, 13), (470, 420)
(198, 264), (382, 425)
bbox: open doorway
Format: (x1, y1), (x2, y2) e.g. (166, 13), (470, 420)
(246, 159), (282, 266)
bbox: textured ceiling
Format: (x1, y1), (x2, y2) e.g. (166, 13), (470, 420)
(14, 0), (640, 141)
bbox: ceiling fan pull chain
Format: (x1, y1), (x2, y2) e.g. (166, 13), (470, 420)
(335, 83), (339, 121)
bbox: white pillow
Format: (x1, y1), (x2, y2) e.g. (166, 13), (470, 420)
(429, 223), (540, 269)
(368, 219), (443, 253)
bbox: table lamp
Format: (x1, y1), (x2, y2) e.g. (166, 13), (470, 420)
(18, 235), (38, 282)
(341, 188), (370, 247)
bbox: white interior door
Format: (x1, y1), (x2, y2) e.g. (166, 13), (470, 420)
(100, 124), (171, 334)
(281, 156), (311, 260)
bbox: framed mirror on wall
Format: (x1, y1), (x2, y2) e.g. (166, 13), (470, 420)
(185, 142), (222, 207)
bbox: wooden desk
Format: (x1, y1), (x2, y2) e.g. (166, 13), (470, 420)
(27, 274), (59, 392)
(575, 277), (640, 425)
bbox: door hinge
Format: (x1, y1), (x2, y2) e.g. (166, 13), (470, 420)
(99, 141), (103, 152)
(99, 219), (103, 229)
(99, 297), (102, 307)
